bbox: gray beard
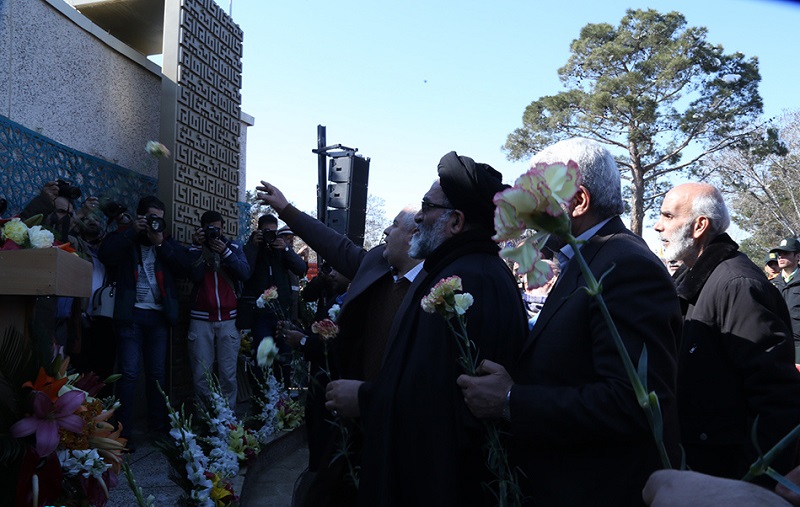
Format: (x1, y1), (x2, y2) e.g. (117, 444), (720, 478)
(662, 221), (697, 262)
(408, 212), (451, 259)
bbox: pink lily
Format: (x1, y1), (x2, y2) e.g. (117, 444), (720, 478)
(11, 390), (86, 456)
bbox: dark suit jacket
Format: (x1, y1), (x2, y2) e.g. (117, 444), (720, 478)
(509, 216), (682, 506)
(279, 204), (395, 376)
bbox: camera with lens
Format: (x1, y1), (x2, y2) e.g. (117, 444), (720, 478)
(99, 201), (127, 220)
(260, 229), (278, 249)
(204, 225), (222, 244)
(146, 213), (167, 233)
(56, 179), (82, 200)
(320, 262), (333, 275)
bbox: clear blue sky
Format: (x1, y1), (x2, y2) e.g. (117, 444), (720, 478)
(216, 0), (800, 235)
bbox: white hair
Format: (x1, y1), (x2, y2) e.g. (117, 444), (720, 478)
(531, 138), (624, 219)
(691, 186), (730, 235)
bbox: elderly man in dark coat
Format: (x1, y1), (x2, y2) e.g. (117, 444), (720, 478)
(325, 152), (528, 506)
(257, 182), (422, 505)
(654, 182), (800, 484)
(457, 138), (682, 506)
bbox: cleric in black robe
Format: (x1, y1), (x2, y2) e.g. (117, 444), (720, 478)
(328, 152), (528, 506)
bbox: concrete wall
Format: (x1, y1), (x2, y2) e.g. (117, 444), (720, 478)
(1, 0), (162, 179)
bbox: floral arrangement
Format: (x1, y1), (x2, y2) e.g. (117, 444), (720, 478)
(201, 372), (261, 477)
(5, 355), (126, 507)
(157, 332), (300, 499)
(158, 385), (238, 507)
(0, 215), (67, 251)
(421, 276), (521, 506)
(251, 337), (303, 441)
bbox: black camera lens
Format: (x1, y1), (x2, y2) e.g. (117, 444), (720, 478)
(261, 229), (278, 245)
(56, 179), (82, 200)
(100, 201), (127, 219)
(320, 262), (333, 275)
(204, 225), (221, 243)
(146, 214), (166, 233)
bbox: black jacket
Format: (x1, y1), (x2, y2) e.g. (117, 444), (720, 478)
(357, 231), (527, 507)
(772, 272), (800, 361)
(510, 216), (682, 506)
(239, 232), (306, 325)
(676, 233), (800, 481)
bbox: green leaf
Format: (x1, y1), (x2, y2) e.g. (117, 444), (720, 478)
(637, 343), (649, 392)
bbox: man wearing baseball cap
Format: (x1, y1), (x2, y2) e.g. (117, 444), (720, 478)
(770, 237), (800, 360)
(764, 251), (780, 281)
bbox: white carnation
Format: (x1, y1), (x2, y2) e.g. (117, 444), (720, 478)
(28, 225), (54, 248)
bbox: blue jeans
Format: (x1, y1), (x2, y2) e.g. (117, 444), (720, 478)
(114, 308), (169, 438)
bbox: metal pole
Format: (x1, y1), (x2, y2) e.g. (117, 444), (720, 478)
(317, 125), (327, 224)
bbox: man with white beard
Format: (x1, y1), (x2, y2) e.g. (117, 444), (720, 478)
(653, 182), (800, 486)
(325, 151), (527, 506)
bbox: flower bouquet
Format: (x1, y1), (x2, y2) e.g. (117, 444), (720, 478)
(157, 383), (240, 507)
(250, 338), (303, 441)
(3, 347), (127, 507)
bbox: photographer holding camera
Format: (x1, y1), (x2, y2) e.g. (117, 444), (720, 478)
(98, 195), (191, 448)
(239, 214), (307, 355)
(187, 211), (250, 409)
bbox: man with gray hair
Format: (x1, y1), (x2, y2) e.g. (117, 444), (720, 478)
(324, 152), (527, 506)
(257, 181), (423, 504)
(458, 138), (682, 505)
(653, 182), (800, 485)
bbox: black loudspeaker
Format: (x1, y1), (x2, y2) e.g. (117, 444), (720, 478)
(326, 155), (369, 247)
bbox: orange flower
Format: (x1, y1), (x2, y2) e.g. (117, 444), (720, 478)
(23, 368), (68, 402)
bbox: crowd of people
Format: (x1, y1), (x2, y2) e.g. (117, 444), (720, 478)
(1, 182), (317, 451)
(260, 138), (800, 506)
(5, 136), (800, 506)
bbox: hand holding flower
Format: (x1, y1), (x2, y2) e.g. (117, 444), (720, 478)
(325, 379), (363, 418)
(456, 360), (514, 420)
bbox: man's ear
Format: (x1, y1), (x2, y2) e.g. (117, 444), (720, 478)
(571, 186), (591, 218)
(692, 216), (711, 239)
(448, 210), (466, 235)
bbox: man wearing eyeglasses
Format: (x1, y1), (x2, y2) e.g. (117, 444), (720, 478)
(324, 152), (528, 506)
(256, 182), (422, 504)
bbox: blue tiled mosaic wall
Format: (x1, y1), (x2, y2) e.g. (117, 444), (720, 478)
(0, 114), (157, 219)
(0, 115), (250, 242)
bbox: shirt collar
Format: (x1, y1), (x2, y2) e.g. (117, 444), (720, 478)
(558, 217), (613, 268)
(396, 262), (424, 283)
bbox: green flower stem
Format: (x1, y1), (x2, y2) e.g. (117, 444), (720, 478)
(322, 340), (361, 490)
(566, 236), (672, 469)
(742, 421), (800, 483)
(122, 459), (156, 507)
(446, 315), (522, 507)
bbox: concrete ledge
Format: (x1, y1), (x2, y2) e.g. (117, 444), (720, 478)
(239, 427), (308, 506)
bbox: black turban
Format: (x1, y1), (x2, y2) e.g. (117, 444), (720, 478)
(437, 151), (508, 233)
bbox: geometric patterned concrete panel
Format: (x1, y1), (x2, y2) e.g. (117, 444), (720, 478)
(161, 0), (244, 245)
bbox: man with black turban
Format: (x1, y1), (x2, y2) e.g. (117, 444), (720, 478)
(325, 152), (528, 506)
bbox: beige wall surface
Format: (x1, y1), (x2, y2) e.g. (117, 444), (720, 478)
(0, 0), (162, 178)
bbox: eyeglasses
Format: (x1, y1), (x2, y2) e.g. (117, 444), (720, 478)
(420, 200), (455, 213)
